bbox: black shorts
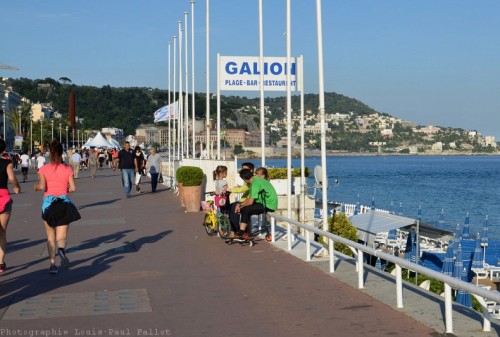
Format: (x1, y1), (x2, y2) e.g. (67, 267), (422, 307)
(21, 167), (28, 174)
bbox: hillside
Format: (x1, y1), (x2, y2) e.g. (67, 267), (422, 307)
(8, 77), (496, 153)
(8, 77), (379, 135)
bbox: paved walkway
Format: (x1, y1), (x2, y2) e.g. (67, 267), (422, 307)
(0, 165), (494, 336)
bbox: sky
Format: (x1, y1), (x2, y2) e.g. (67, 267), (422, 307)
(1, 0), (499, 140)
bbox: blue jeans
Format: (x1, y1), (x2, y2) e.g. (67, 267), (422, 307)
(121, 169), (135, 196)
(150, 173), (159, 192)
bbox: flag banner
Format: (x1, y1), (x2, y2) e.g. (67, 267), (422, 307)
(153, 101), (178, 122)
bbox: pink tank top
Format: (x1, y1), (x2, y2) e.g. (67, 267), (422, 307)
(38, 163), (74, 197)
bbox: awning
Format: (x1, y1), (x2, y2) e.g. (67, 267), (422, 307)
(350, 211), (453, 246)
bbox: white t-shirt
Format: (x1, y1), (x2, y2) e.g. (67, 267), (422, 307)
(36, 155), (46, 169)
(20, 154), (30, 167)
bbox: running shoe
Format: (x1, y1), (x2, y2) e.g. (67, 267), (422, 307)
(49, 264), (58, 274)
(0, 263), (6, 273)
(58, 248), (69, 269)
(241, 233), (252, 240)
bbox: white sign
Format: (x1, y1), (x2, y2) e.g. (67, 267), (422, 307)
(219, 56), (300, 92)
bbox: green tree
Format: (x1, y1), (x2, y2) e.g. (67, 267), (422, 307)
(327, 213), (358, 257)
(233, 144), (244, 155)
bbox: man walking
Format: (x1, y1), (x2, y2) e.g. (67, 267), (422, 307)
(70, 150), (82, 178)
(114, 142), (135, 197)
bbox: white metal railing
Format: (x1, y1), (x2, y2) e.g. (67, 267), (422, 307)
(268, 212), (500, 334)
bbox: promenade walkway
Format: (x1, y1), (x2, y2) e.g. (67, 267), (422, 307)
(0, 165), (492, 337)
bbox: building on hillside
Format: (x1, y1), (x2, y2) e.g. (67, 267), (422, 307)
(245, 130), (269, 147)
(31, 103), (57, 121)
(0, 82), (22, 149)
(380, 129), (394, 138)
(415, 125), (441, 134)
(431, 142), (443, 152)
(194, 129), (246, 148)
(484, 136), (497, 148)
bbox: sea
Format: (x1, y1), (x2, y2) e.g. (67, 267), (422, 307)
(246, 155), (500, 240)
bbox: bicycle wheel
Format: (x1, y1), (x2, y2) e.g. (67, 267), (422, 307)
(203, 213), (215, 236)
(217, 214), (231, 239)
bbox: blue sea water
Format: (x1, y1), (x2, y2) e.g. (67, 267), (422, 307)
(249, 156), (500, 240)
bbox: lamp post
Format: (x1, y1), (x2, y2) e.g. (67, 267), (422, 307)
(40, 115), (44, 151)
(29, 111), (33, 154)
(59, 122), (62, 143)
(18, 109), (22, 135)
(51, 119), (54, 140)
(77, 130), (80, 148)
(65, 126), (68, 150)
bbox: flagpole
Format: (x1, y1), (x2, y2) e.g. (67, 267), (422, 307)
(316, 0), (328, 235)
(286, 0), (292, 223)
(205, 0), (210, 159)
(168, 41), (172, 176)
(184, 12), (190, 158)
(259, 0), (265, 167)
(217, 53), (221, 160)
(178, 21), (184, 160)
(173, 35), (177, 161)
(191, 0), (196, 158)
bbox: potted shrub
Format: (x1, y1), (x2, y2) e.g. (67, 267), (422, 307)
(175, 166), (190, 207)
(180, 166), (205, 212)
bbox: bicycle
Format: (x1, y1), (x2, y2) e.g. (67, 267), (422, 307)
(201, 192), (232, 239)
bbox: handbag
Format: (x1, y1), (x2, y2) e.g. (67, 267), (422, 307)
(158, 173), (164, 183)
(214, 195), (227, 207)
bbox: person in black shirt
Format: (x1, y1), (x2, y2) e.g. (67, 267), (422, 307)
(113, 141), (135, 197)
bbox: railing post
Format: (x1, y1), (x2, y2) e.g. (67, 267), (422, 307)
(271, 217), (275, 243)
(329, 239), (335, 273)
(287, 222), (292, 251)
(306, 229), (311, 261)
(396, 264), (403, 308)
(445, 283), (453, 334)
(357, 249), (364, 289)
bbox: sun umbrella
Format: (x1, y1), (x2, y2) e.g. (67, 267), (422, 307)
(438, 209), (446, 230)
(453, 244), (464, 280)
(481, 215), (489, 265)
(471, 233), (483, 270)
(404, 231), (420, 265)
(455, 267), (472, 308)
(462, 213), (470, 240)
(441, 240), (454, 277)
(453, 224), (461, 252)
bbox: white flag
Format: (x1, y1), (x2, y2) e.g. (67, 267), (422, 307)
(153, 101), (178, 122)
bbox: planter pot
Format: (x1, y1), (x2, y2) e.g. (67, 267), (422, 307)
(184, 185), (202, 212)
(270, 179), (288, 196)
(178, 183), (185, 207)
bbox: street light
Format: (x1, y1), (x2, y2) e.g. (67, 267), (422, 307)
(18, 109), (22, 135)
(59, 122), (62, 143)
(77, 130), (80, 148)
(51, 119), (54, 140)
(29, 110), (33, 154)
(65, 126), (68, 150)
(40, 115), (44, 151)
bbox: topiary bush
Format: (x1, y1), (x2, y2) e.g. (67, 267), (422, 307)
(177, 166), (204, 186)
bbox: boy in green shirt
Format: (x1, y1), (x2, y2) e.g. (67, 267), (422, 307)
(234, 168), (277, 239)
